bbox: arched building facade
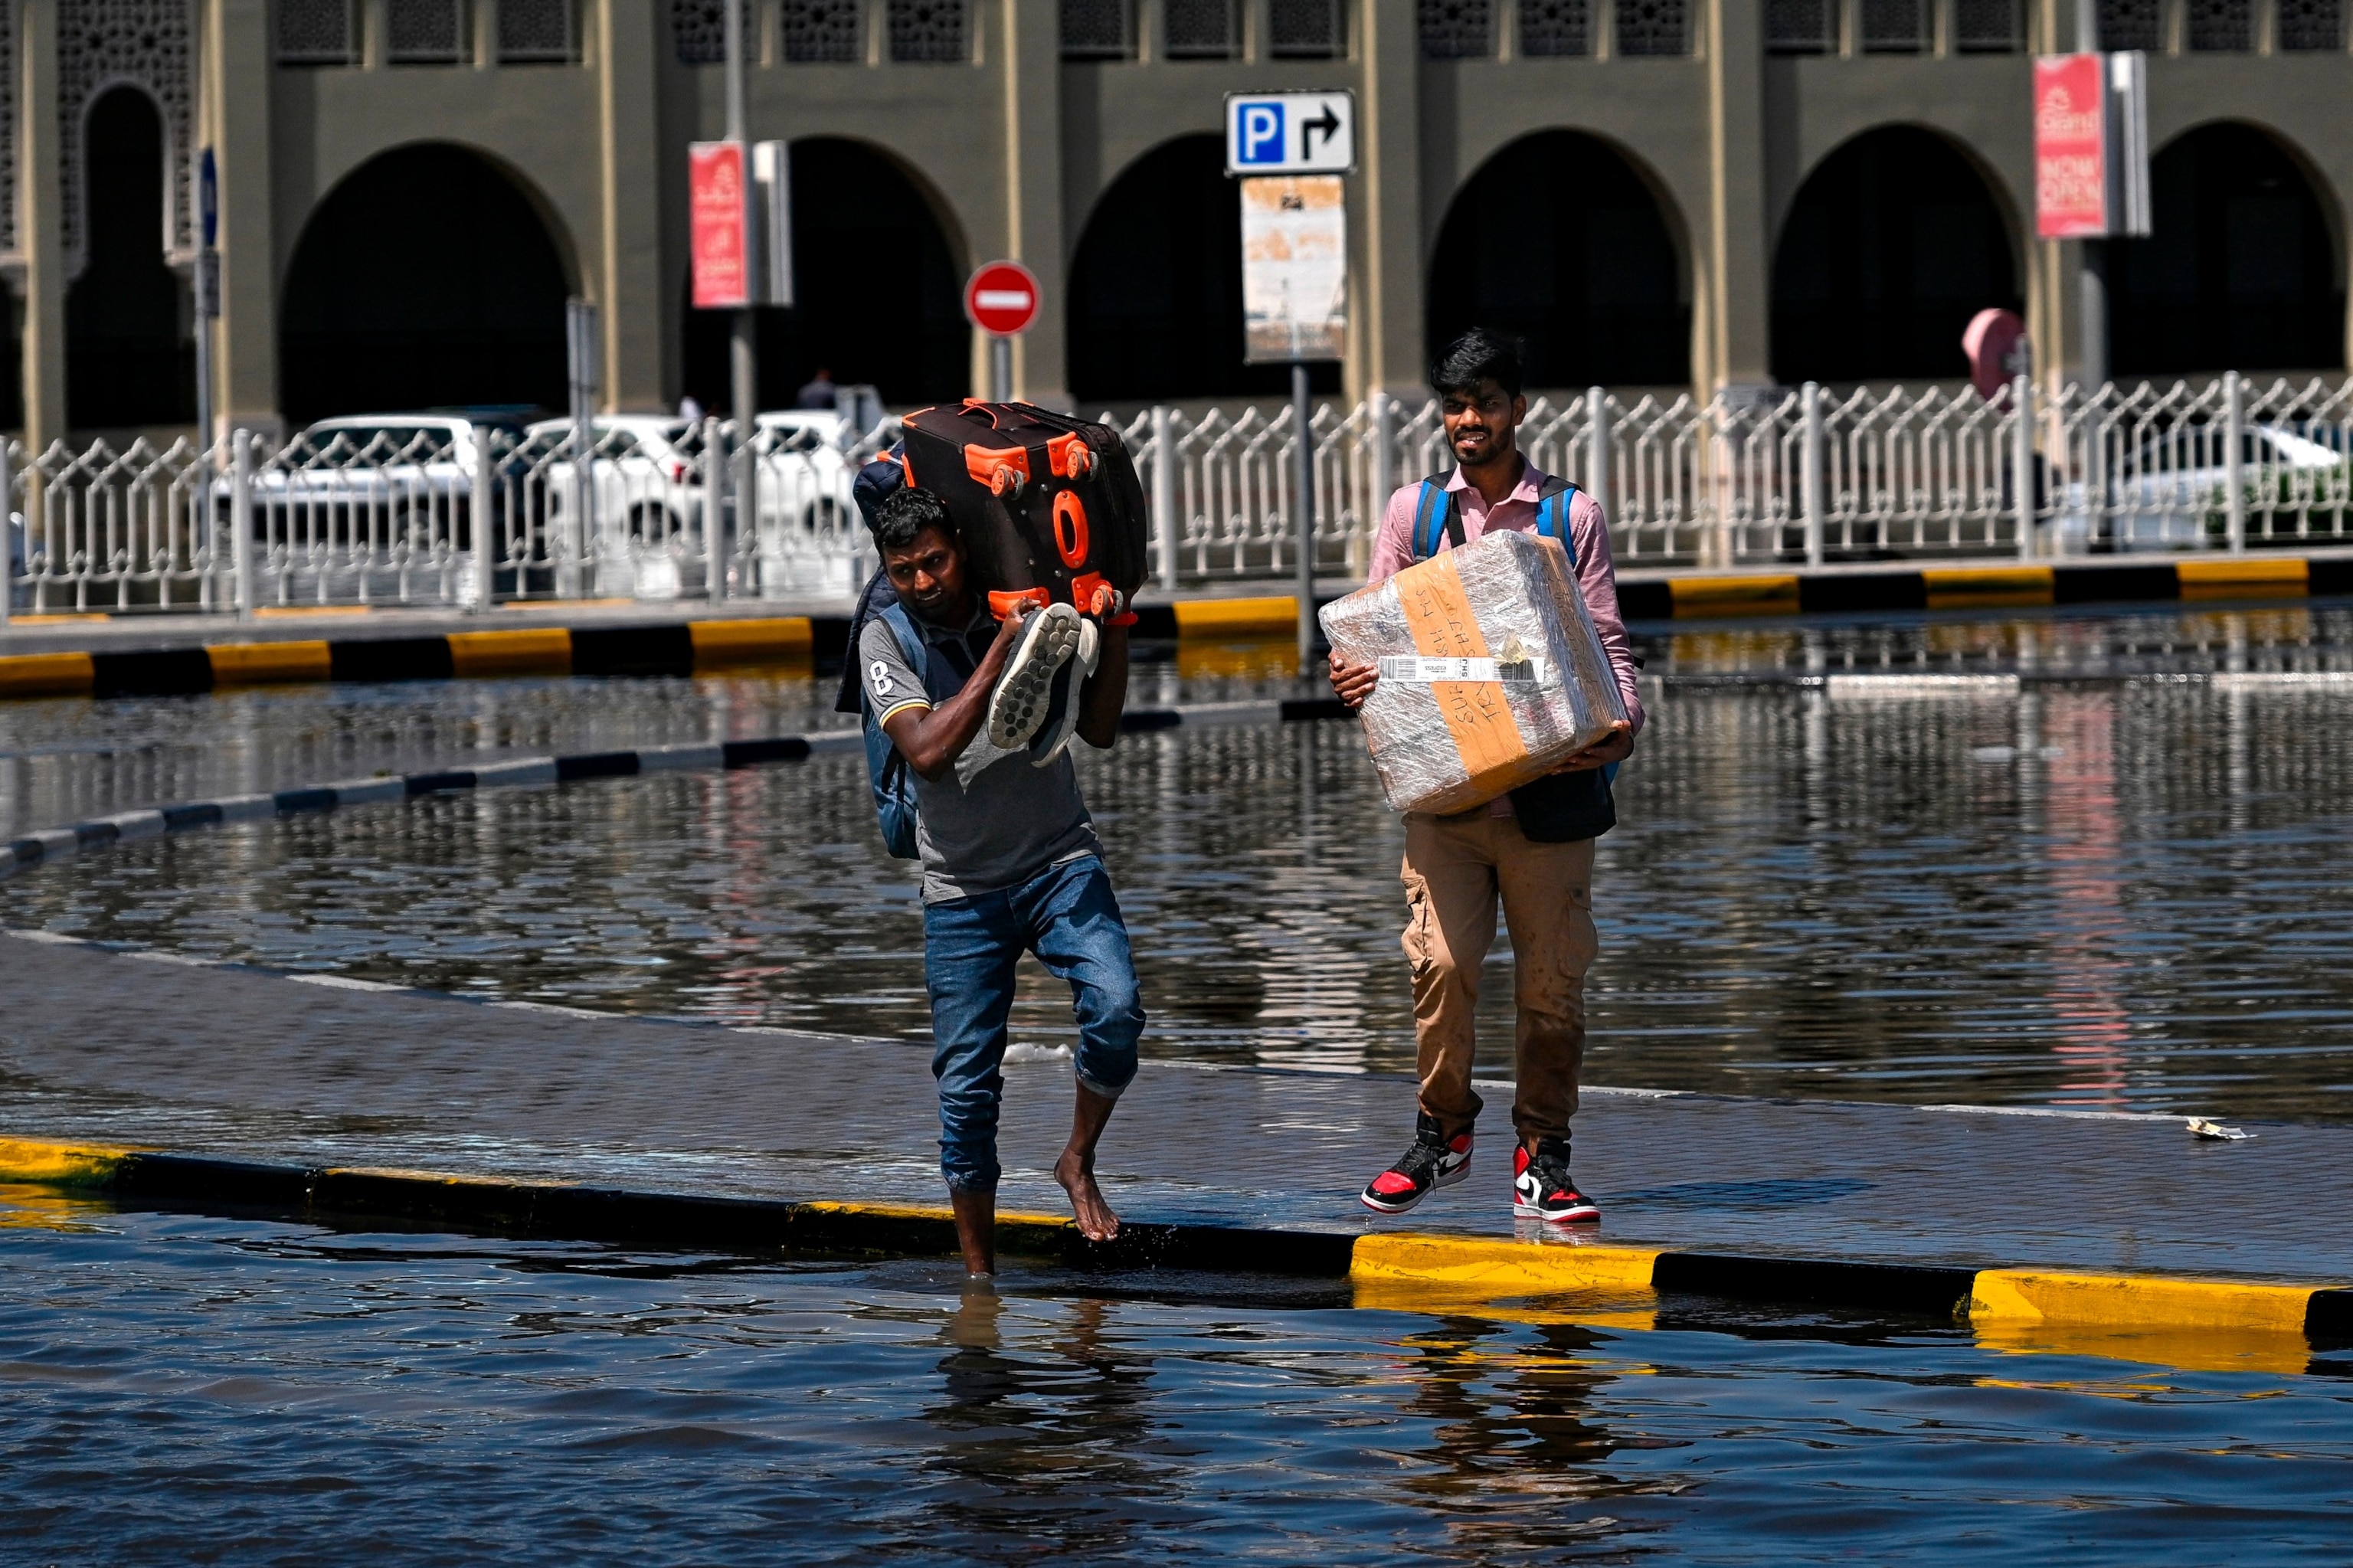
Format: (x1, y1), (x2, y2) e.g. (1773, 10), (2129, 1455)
(3, 0), (2351, 443)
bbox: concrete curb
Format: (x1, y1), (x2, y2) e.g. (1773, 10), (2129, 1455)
(0, 699), (1353, 883)
(2, 1138), (2343, 1338)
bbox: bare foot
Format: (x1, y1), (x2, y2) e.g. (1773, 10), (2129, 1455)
(1053, 1149), (1121, 1242)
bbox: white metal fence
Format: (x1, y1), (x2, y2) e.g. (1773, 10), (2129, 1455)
(8, 374), (2352, 620)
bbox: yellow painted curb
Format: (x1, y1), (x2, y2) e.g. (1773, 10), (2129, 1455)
(0, 1138), (140, 1187)
(1923, 565), (2056, 610)
(1968, 1268), (2321, 1333)
(1669, 575), (1801, 617)
(689, 617), (815, 666)
(1350, 1233), (1662, 1293)
(1173, 596), (1299, 637)
(2177, 555), (2310, 599)
(8, 612), (110, 624)
(0, 650), (97, 698)
(447, 627), (574, 677)
(797, 1199), (1074, 1229)
(206, 640), (334, 686)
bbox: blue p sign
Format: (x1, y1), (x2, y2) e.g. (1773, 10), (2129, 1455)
(1236, 102), (1284, 166)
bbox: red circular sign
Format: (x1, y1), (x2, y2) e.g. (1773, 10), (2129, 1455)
(964, 260), (1040, 337)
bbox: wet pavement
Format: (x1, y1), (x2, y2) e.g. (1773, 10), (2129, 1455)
(4, 930), (2343, 1285)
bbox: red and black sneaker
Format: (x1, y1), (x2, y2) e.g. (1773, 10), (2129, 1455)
(1513, 1138), (1601, 1224)
(1360, 1113), (1474, 1215)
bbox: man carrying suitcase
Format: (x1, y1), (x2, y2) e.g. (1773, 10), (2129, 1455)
(1329, 329), (1645, 1225)
(860, 484), (1143, 1277)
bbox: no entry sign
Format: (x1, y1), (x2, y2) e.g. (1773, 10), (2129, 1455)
(965, 260), (1040, 336)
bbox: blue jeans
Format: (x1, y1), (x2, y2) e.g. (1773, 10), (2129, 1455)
(921, 855), (1145, 1193)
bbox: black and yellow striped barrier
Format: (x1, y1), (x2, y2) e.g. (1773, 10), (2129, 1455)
(0, 617), (817, 701)
(1614, 552), (2353, 620)
(2, 1138), (2342, 1357)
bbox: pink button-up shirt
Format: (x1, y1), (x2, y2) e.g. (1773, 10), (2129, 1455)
(1367, 458), (1647, 737)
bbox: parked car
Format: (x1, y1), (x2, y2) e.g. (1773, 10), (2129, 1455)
(2055, 423), (2345, 551)
(519, 415), (716, 598)
(748, 409), (897, 598)
(220, 413), (538, 604)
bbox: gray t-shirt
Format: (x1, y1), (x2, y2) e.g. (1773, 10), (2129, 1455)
(859, 604), (1104, 904)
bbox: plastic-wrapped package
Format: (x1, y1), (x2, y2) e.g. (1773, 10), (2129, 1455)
(1318, 529), (1628, 816)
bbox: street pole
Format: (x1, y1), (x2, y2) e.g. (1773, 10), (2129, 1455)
(2076, 0), (2107, 395)
(991, 337), (1012, 401)
(195, 147), (220, 601)
(724, 0), (755, 600)
(1292, 362), (1314, 674)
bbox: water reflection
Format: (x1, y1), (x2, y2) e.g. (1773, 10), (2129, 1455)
(10, 615), (2353, 1118)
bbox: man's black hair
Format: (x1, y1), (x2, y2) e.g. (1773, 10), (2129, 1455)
(1429, 329), (1524, 400)
(872, 486), (958, 553)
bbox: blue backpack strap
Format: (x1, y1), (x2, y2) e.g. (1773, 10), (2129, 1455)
(1411, 480), (1445, 562)
(1534, 476), (1581, 570)
(862, 602), (929, 860)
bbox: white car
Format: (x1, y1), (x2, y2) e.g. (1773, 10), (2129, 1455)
(748, 408), (898, 598)
(231, 414), (533, 604)
(522, 415), (714, 599)
(2056, 423), (2345, 552)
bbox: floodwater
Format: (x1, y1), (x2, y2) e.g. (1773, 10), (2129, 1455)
(4, 1194), (2348, 1566)
(6, 604), (2353, 1118)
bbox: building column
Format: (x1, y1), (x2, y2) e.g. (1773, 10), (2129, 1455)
(1356, 0), (1423, 398)
(211, 0), (280, 438)
(19, 0), (65, 450)
(1703, 0), (1772, 393)
(1001, 0), (1068, 406)
(598, 0), (666, 411)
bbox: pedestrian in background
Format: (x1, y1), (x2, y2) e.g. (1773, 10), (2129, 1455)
(1330, 329), (1644, 1225)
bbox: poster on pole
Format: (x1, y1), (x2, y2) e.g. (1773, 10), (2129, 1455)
(2033, 55), (2106, 238)
(689, 142), (751, 308)
(1241, 175), (1347, 364)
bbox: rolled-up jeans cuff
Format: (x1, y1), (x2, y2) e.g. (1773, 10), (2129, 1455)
(943, 1169), (999, 1195)
(1075, 1069), (1132, 1102)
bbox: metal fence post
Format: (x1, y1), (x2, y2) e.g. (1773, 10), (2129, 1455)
(2223, 368), (2246, 554)
(471, 424), (495, 611)
(1292, 365), (1314, 672)
(231, 430), (254, 620)
(1151, 404), (1177, 591)
(1370, 388), (1395, 510)
(703, 415), (727, 602)
(2013, 374), (2036, 561)
(0, 436), (12, 627)
(1586, 385), (1612, 519)
(1800, 381), (1824, 568)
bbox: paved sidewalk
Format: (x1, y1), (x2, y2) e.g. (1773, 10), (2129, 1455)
(2, 929), (2341, 1285)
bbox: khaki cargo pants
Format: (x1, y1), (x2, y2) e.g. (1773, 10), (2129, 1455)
(1400, 810), (1597, 1145)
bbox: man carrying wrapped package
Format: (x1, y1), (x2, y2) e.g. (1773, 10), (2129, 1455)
(1326, 329), (1645, 1225)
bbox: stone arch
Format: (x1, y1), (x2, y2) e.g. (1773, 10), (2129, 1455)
(680, 136), (970, 411)
(59, 0), (195, 273)
(279, 142), (573, 424)
(1426, 129), (1693, 389)
(2111, 121), (2346, 375)
(1771, 124), (2022, 384)
(1065, 133), (1337, 401)
(66, 85), (191, 428)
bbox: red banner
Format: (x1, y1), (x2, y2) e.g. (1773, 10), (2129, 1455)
(2034, 54), (2109, 240)
(689, 142), (749, 309)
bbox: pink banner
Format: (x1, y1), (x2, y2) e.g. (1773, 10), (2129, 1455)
(2034, 55), (2109, 240)
(689, 142), (749, 309)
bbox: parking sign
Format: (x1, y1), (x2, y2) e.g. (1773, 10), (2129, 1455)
(1224, 92), (1354, 175)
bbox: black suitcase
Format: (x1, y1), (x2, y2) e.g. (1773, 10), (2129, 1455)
(897, 401), (1148, 620)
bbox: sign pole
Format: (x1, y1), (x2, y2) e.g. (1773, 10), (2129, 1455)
(1292, 362), (1314, 673)
(992, 337), (1012, 401)
(2073, 0), (2106, 394)
(723, 0), (754, 602)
